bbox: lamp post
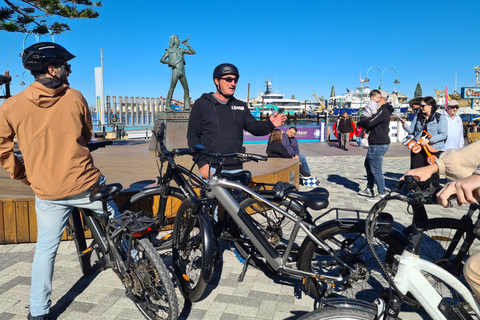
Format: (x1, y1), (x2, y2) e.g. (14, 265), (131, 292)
(363, 66), (400, 90)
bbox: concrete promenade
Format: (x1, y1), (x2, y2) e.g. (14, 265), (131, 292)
(0, 140), (468, 319)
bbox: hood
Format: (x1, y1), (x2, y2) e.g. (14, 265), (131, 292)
(381, 103), (394, 114)
(201, 92), (235, 105)
(23, 80), (69, 109)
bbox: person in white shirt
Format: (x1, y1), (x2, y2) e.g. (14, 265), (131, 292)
(443, 100), (464, 150)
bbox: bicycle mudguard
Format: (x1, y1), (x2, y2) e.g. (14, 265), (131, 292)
(318, 297), (379, 315)
(197, 207), (215, 283)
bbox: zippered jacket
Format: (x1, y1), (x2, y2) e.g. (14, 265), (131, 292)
(357, 103), (394, 145)
(403, 112), (448, 152)
(187, 93), (275, 169)
(0, 80), (101, 200)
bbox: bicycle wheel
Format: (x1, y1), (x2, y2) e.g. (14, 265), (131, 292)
(121, 188), (185, 250)
(70, 208), (92, 275)
(297, 307), (375, 320)
(172, 199), (210, 302)
(126, 238), (178, 320)
(232, 196), (303, 270)
(402, 218), (480, 279)
(298, 221), (406, 301)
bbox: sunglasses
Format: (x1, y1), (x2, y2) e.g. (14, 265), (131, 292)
(220, 77), (238, 84)
(419, 104), (428, 108)
(449, 106), (459, 109)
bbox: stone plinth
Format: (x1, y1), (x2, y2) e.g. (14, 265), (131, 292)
(149, 111), (190, 150)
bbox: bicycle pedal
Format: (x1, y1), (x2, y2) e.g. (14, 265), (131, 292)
(302, 277), (324, 299)
(80, 247), (93, 257)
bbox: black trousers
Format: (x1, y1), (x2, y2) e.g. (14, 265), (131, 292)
(410, 149), (443, 187)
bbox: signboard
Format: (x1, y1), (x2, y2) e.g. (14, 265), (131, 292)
(243, 126), (324, 143)
(461, 87), (480, 99)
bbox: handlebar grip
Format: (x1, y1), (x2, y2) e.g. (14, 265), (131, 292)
(171, 148), (195, 156)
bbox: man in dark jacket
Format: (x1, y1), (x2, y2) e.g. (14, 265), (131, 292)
(187, 63), (286, 179)
(338, 111), (353, 151)
(357, 90), (393, 201)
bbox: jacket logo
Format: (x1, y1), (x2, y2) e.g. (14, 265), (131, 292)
(231, 105), (244, 110)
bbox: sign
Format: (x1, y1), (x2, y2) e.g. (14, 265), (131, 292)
(243, 126), (324, 143)
(461, 87), (480, 99)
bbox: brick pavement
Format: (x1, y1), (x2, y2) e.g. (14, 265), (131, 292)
(0, 142), (470, 319)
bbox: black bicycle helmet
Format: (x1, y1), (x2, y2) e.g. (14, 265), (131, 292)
(21, 42), (75, 73)
(213, 63), (239, 80)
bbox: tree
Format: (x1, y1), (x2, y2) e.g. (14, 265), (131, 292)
(414, 83), (422, 98)
(0, 0), (101, 34)
(330, 85), (335, 98)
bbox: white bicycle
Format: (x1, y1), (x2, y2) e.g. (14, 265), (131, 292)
(299, 176), (480, 320)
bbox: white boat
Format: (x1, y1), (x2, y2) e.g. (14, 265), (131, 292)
(244, 79), (317, 115)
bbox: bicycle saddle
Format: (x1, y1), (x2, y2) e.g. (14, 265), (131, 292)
(286, 187), (329, 210)
(220, 170), (252, 186)
(89, 183), (123, 202)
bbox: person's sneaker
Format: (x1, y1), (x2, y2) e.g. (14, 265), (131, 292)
(28, 313), (49, 320)
(358, 188), (374, 197)
(366, 194), (386, 202)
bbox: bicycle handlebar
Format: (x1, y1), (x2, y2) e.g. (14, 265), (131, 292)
(88, 140), (113, 152)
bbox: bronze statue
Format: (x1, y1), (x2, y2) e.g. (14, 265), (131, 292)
(160, 35), (196, 111)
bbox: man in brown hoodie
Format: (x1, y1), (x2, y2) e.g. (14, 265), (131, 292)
(0, 42), (116, 320)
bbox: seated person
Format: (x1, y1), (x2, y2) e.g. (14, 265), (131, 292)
(267, 129), (310, 177)
(282, 126), (311, 175)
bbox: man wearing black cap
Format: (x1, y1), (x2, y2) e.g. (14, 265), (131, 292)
(187, 63), (286, 179)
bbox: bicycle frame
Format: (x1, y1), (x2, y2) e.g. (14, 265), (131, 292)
(393, 249), (480, 319)
(205, 175), (358, 281)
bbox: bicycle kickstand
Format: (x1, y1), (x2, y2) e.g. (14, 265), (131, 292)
(238, 254), (252, 282)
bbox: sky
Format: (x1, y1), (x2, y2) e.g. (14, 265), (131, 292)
(1, 0), (479, 107)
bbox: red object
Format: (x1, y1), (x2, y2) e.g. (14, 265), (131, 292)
(333, 122), (356, 139)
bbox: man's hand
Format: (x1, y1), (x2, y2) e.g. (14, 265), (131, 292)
(293, 155), (299, 160)
(401, 163), (438, 182)
(437, 175), (480, 208)
(199, 164), (211, 180)
(269, 112), (287, 127)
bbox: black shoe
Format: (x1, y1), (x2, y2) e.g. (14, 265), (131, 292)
(344, 148), (348, 151)
(28, 313), (49, 320)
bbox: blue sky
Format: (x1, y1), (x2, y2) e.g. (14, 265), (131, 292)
(1, 0), (479, 107)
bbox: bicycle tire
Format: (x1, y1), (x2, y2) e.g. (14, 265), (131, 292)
(403, 218), (480, 283)
(298, 221), (406, 301)
(70, 209), (92, 275)
(120, 188), (186, 251)
(172, 199), (210, 302)
(231, 196), (303, 271)
(297, 307), (375, 320)
(127, 238), (179, 320)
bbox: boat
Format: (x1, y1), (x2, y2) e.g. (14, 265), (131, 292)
(244, 79), (317, 116)
(329, 85), (409, 116)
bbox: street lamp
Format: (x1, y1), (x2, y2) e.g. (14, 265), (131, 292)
(363, 66), (400, 90)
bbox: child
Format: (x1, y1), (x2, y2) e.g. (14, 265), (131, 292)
(360, 89), (382, 147)
(361, 89), (382, 119)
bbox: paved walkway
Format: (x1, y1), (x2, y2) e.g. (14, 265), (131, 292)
(0, 141), (469, 319)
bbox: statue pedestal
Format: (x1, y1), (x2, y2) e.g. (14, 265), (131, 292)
(149, 111), (190, 150)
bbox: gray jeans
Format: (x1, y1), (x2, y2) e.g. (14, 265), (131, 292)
(340, 132), (349, 148)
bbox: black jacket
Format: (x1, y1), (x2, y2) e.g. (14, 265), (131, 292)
(266, 141), (291, 158)
(338, 117), (353, 133)
(187, 93), (275, 169)
(357, 103), (393, 145)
